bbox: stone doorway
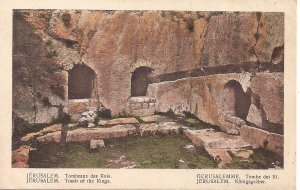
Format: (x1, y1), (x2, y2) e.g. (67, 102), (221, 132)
(131, 67), (153, 97)
(223, 80), (251, 120)
(68, 64), (96, 99)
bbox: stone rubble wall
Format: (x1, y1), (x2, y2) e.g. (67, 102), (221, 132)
(67, 99), (102, 121)
(125, 96), (156, 116)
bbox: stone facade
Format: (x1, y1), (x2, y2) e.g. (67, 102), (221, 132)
(12, 10), (284, 157)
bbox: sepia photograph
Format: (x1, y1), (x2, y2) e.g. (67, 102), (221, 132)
(12, 9), (284, 170)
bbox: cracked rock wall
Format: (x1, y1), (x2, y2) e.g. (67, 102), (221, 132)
(13, 10), (284, 129)
(13, 11), (66, 125)
(147, 72), (284, 134)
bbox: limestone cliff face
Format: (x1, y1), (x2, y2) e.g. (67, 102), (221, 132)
(13, 11), (66, 125)
(147, 72), (284, 134)
(201, 12), (284, 65)
(13, 10), (284, 125)
(31, 10), (284, 68)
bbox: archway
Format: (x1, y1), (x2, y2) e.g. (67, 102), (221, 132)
(68, 64), (95, 99)
(131, 67), (153, 97)
(223, 80), (251, 120)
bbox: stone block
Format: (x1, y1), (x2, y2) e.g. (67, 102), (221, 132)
(266, 133), (283, 157)
(139, 123), (160, 136)
(143, 97), (151, 102)
(230, 149), (253, 159)
(90, 139), (105, 149)
(70, 113), (81, 122)
(88, 123), (95, 128)
(68, 101), (87, 113)
(206, 148), (232, 168)
(140, 115), (170, 123)
(184, 128), (249, 149)
(87, 107), (97, 112)
(250, 73), (283, 125)
(12, 145), (31, 164)
(128, 97), (152, 103)
(89, 99), (101, 108)
(139, 122), (180, 136)
(21, 124), (62, 142)
(239, 125), (269, 149)
(131, 108), (155, 116)
(246, 104), (263, 128)
(149, 97), (156, 103)
(12, 161), (29, 168)
(142, 103), (149, 109)
(224, 115), (246, 126)
(36, 125), (137, 143)
(98, 117), (139, 126)
(149, 103), (156, 108)
(131, 103), (143, 110)
(37, 131), (62, 143)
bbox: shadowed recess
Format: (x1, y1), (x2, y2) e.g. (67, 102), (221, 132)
(223, 80), (251, 120)
(68, 64), (96, 99)
(131, 66), (153, 97)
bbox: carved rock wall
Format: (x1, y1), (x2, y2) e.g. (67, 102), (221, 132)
(13, 10), (284, 129)
(148, 72), (283, 135)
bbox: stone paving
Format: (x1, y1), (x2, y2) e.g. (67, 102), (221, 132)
(184, 128), (251, 168)
(15, 115), (273, 168)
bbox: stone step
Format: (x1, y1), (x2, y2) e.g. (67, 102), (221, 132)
(36, 122), (183, 143)
(139, 122), (182, 136)
(98, 117), (139, 126)
(140, 115), (172, 123)
(20, 124), (62, 142)
(37, 124), (137, 143)
(184, 128), (252, 168)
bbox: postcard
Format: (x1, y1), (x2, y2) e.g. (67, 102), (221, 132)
(0, 0), (296, 189)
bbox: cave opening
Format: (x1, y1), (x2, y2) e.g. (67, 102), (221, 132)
(223, 80), (251, 120)
(68, 64), (95, 99)
(131, 67), (153, 97)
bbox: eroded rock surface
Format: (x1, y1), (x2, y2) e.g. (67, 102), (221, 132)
(140, 115), (171, 123)
(37, 124), (137, 143)
(98, 117), (139, 126)
(246, 104), (264, 128)
(21, 124), (62, 142)
(106, 156), (140, 169)
(250, 73), (284, 127)
(184, 128), (251, 168)
(12, 145), (32, 168)
(239, 125), (283, 157)
(13, 10), (284, 123)
(139, 122), (181, 136)
(79, 110), (97, 126)
(126, 97), (156, 116)
(90, 139), (105, 149)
